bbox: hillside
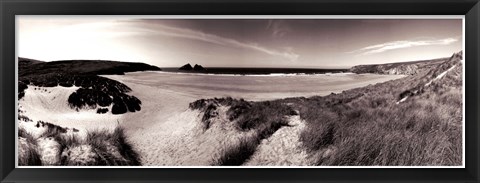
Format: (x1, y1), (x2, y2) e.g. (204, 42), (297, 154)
(18, 57), (44, 69)
(19, 57), (161, 77)
(349, 55), (455, 75)
(188, 51), (463, 166)
(18, 58), (161, 115)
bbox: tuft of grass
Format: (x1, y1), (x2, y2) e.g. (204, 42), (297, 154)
(18, 128), (42, 166)
(84, 128), (141, 166)
(19, 122), (142, 166)
(18, 128), (37, 144)
(18, 141), (42, 166)
(213, 136), (259, 166)
(57, 136), (81, 165)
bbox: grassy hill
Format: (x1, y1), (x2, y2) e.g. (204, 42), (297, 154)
(18, 58), (161, 114)
(18, 57), (44, 69)
(190, 51), (463, 166)
(19, 57), (161, 77)
(349, 56), (452, 75)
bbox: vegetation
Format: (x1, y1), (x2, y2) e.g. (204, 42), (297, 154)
(96, 108), (109, 114)
(295, 53), (462, 166)
(64, 128), (141, 166)
(350, 57), (449, 75)
(18, 128), (42, 166)
(18, 81), (28, 99)
(192, 52), (463, 166)
(18, 52), (462, 166)
(213, 136), (259, 165)
(18, 57), (157, 114)
(18, 121), (141, 166)
(190, 97), (297, 165)
(18, 57), (161, 77)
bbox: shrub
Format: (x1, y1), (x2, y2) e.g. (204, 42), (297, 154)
(112, 97), (128, 115)
(18, 81), (28, 99)
(21, 73), (141, 115)
(96, 108), (109, 114)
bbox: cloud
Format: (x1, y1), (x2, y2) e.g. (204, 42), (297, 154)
(349, 37), (458, 56)
(136, 21), (299, 61)
(266, 20), (290, 38)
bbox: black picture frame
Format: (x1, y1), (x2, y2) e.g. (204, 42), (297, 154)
(1, 0), (479, 182)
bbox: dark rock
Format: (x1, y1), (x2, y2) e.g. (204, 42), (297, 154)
(193, 64), (206, 71)
(179, 63), (193, 70)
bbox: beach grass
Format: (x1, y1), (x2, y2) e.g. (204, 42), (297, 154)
(18, 123), (141, 166)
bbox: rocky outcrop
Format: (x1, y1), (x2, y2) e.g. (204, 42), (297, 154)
(178, 63), (193, 71)
(193, 64), (206, 71)
(179, 63), (207, 72)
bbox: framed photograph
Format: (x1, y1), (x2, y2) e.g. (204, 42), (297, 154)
(1, 0), (479, 182)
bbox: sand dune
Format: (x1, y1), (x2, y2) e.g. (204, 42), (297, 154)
(20, 86), (121, 136)
(244, 115), (312, 166)
(20, 72), (405, 166)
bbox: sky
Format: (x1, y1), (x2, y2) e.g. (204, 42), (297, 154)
(18, 16), (462, 68)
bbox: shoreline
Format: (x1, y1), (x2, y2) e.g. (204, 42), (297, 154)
(119, 70), (400, 78)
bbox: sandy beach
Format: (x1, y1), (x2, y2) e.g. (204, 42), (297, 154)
(19, 72), (405, 165)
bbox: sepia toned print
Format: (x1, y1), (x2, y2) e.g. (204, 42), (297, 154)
(17, 17), (463, 166)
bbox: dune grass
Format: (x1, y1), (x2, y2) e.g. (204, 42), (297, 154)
(18, 128), (42, 166)
(84, 128), (141, 165)
(295, 59), (462, 166)
(192, 55), (462, 166)
(213, 136), (259, 166)
(191, 97), (297, 165)
(19, 122), (141, 166)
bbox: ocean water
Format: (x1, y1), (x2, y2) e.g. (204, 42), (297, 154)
(160, 67), (348, 75)
(105, 71), (405, 101)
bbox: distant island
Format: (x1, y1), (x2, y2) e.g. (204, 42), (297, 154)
(163, 63), (348, 75)
(178, 63), (206, 72)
